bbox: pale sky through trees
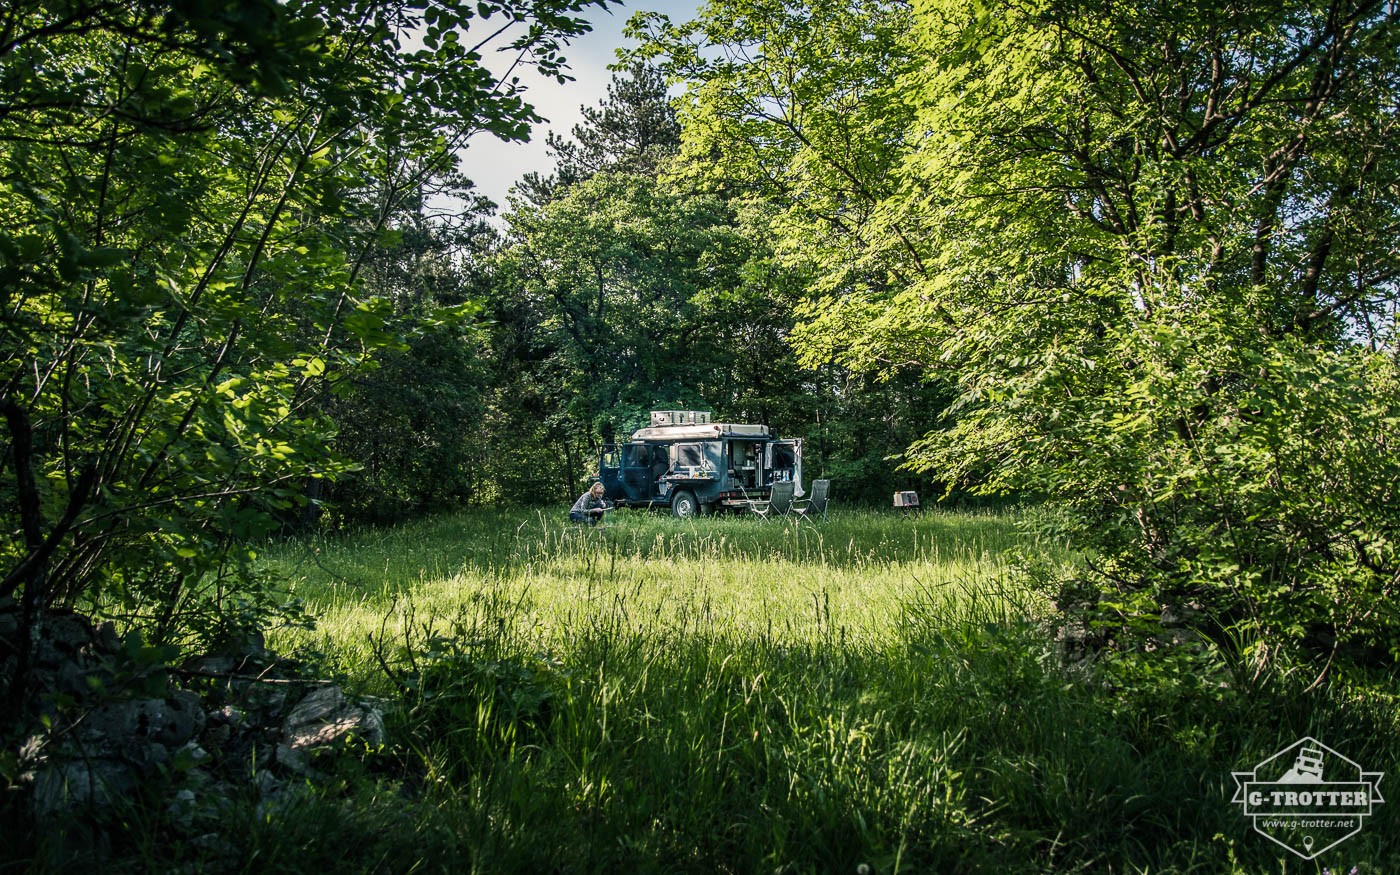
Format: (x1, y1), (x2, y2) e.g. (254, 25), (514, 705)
(462, 0), (702, 211)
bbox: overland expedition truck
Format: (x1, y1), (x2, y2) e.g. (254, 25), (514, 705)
(599, 411), (803, 517)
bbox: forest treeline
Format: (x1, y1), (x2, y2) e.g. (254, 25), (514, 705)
(347, 60), (951, 520)
(3, 0), (1399, 677)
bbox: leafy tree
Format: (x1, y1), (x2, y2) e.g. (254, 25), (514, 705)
(641, 0), (1400, 673)
(626, 0), (920, 292)
(317, 185), (496, 525)
(490, 171), (765, 497)
(485, 63), (816, 501)
(627, 0), (960, 502)
(0, 0), (605, 665)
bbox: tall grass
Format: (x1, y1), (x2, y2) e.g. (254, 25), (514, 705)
(260, 508), (1048, 679)
(38, 507), (1394, 873)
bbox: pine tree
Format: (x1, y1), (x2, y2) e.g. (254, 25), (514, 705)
(517, 62), (681, 205)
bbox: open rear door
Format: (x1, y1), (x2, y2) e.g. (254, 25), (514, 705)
(768, 439), (804, 497)
(599, 444), (623, 501)
(618, 439), (655, 501)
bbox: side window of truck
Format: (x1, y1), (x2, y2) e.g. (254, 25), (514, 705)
(674, 443), (702, 468)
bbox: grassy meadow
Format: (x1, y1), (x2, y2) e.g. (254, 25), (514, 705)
(262, 507), (1045, 673)
(222, 506), (1397, 874)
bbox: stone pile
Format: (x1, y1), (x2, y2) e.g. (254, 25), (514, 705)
(0, 598), (387, 824)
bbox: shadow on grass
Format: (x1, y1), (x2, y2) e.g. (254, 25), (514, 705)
(19, 511), (1392, 873)
(29, 593), (1382, 874)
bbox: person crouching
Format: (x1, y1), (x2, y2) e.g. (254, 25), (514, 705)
(570, 482), (612, 526)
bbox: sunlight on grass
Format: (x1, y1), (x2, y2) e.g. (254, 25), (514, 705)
(234, 506), (1399, 873)
(259, 507), (1069, 674)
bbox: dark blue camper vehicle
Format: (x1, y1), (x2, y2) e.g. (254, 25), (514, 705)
(599, 411), (803, 517)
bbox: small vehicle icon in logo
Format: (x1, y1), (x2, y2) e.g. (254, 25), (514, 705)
(1231, 736), (1384, 859)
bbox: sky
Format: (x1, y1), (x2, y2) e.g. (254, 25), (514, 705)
(459, 0), (704, 213)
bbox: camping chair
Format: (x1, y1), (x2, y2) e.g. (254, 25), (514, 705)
(792, 479), (830, 524)
(747, 480), (795, 521)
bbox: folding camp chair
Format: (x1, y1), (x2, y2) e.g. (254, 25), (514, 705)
(746, 480), (795, 521)
(792, 479), (830, 524)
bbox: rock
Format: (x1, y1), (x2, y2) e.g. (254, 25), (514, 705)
(94, 621), (120, 654)
(167, 788), (197, 817)
(45, 612), (95, 655)
(167, 689), (207, 741)
(1055, 619), (1094, 661)
(255, 770), (282, 797)
(184, 655), (236, 676)
(228, 628), (267, 659)
(202, 723), (232, 748)
(54, 657), (111, 699)
(276, 685), (385, 773)
(31, 758), (138, 815)
(241, 683), (288, 721)
(28, 687), (219, 819)
(190, 832), (236, 859)
(177, 741), (210, 766)
(210, 704), (246, 726)
(82, 693), (205, 750)
(32, 638), (63, 671)
(185, 765), (213, 788)
(11, 606), (392, 828)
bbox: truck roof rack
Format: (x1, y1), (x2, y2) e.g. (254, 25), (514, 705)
(649, 410), (712, 427)
(630, 422), (770, 440)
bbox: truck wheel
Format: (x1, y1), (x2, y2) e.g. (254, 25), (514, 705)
(671, 489), (698, 518)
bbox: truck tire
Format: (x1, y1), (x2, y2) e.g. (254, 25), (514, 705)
(671, 489), (698, 518)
